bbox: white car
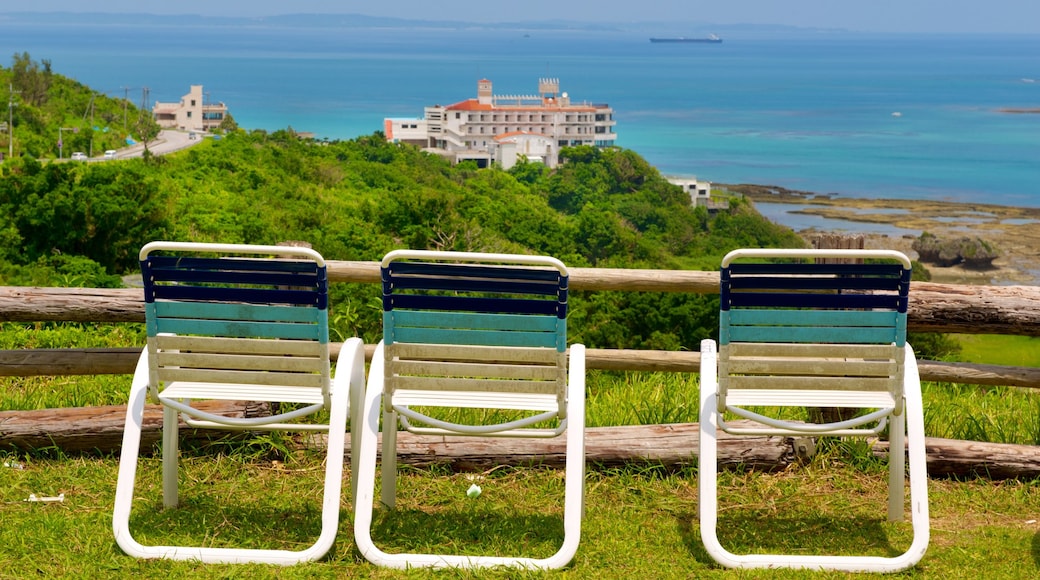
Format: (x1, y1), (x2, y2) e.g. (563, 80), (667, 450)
(70, 152), (87, 161)
(103, 150), (118, 160)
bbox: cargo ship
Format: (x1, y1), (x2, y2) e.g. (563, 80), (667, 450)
(650, 34), (722, 43)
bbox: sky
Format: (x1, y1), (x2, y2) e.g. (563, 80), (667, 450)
(12, 0), (1040, 34)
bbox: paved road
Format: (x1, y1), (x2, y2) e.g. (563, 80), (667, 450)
(110, 130), (201, 160)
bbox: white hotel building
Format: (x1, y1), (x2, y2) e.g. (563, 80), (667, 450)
(384, 78), (617, 169)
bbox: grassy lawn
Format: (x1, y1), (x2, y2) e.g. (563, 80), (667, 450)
(2, 328), (1039, 577)
(953, 334), (1040, 367)
(2, 446), (1038, 579)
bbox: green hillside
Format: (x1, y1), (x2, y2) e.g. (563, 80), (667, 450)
(0, 53), (154, 160)
(0, 58), (805, 350)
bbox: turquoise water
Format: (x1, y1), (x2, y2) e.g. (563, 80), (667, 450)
(3, 19), (1039, 207)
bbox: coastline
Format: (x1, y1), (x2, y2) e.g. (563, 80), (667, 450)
(723, 184), (1040, 286)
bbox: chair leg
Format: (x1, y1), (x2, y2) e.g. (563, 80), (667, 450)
(380, 408), (398, 509)
(901, 347), (931, 565)
(161, 405), (179, 508)
(888, 408), (906, 521)
(335, 337), (367, 505)
(697, 341), (727, 567)
(113, 350), (152, 559)
(352, 355), (389, 565)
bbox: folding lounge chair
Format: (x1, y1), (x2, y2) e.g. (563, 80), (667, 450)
(699, 248), (929, 573)
(113, 242), (365, 565)
(353, 249), (586, 570)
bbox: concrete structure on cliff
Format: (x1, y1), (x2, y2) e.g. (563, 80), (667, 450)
(384, 78), (616, 169)
(152, 85), (228, 133)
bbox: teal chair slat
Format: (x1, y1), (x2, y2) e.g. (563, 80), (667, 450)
(391, 326), (560, 348)
(153, 301), (323, 324)
(726, 325), (900, 344)
(728, 308), (900, 329)
(390, 310), (561, 333)
(153, 318), (325, 342)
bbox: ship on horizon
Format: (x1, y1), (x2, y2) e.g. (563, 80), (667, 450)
(650, 34), (722, 44)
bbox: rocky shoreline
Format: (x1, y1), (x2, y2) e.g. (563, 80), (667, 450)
(722, 184), (1040, 286)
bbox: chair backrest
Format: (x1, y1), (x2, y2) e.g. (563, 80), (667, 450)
(140, 242), (331, 405)
(380, 250), (569, 415)
(718, 249), (911, 415)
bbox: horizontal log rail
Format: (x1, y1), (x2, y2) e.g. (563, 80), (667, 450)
(3, 403), (1038, 479)
(2, 345), (1039, 390)
(2, 262), (1040, 336)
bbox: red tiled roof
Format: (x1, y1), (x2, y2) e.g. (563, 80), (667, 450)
(446, 99), (493, 111)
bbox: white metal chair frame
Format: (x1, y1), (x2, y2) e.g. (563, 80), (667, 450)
(699, 248), (929, 573)
(353, 250), (586, 570)
(113, 242), (365, 565)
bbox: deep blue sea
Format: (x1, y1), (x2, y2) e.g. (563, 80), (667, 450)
(3, 17), (1039, 211)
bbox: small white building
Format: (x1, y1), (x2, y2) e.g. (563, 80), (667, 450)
(669, 177), (713, 207)
(492, 132), (554, 168)
(385, 78), (616, 169)
(153, 85), (228, 132)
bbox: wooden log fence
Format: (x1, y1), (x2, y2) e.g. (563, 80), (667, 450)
(3, 265), (1040, 336)
(0, 400), (269, 453)
(4, 403), (1039, 479)
(2, 261), (1039, 478)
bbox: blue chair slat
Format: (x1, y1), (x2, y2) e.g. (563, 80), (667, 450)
(390, 310), (562, 333)
(152, 317), (325, 341)
(386, 261), (565, 283)
(385, 277), (562, 297)
(145, 255), (323, 275)
(153, 301), (324, 324)
(147, 285), (325, 308)
(385, 293), (565, 317)
(726, 275), (906, 293)
(724, 291), (905, 311)
(142, 257), (327, 302)
(145, 262), (322, 284)
(728, 264), (906, 280)
(146, 269), (324, 290)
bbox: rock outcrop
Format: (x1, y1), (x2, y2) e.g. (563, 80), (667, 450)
(912, 232), (999, 269)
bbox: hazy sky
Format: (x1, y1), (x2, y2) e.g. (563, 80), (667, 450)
(13, 1), (1040, 34)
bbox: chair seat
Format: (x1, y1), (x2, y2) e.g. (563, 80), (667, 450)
(159, 381), (326, 405)
(725, 389), (896, 409)
(392, 388), (559, 412)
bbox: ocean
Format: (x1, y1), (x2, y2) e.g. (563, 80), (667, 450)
(3, 16), (1039, 214)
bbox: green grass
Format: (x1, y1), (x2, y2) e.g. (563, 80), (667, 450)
(952, 334), (1040, 367)
(1, 446), (1038, 579)
(3, 326), (1040, 576)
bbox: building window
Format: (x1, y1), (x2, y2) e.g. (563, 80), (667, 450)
(456, 112), (461, 119)
(187, 111), (193, 118)
(191, 100), (196, 106)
